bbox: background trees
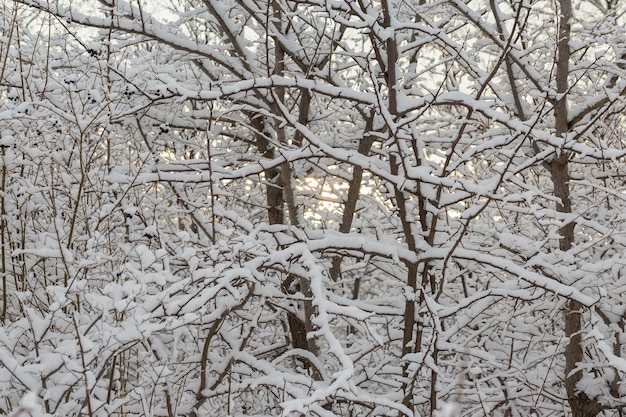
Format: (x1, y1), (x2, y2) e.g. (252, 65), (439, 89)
(2, 0), (626, 416)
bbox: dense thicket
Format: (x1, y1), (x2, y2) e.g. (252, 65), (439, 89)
(1, 0), (626, 416)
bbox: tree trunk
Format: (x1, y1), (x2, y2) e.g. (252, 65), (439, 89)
(552, 0), (601, 414)
(255, 0), (320, 379)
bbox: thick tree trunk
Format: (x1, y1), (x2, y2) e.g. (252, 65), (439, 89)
(552, 0), (601, 414)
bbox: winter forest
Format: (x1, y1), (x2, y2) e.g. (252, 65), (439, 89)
(3, 0), (626, 416)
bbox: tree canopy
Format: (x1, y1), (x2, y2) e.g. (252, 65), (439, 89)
(2, 0), (626, 416)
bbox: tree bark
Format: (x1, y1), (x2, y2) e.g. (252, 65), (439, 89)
(265, 0), (320, 379)
(551, 0), (601, 414)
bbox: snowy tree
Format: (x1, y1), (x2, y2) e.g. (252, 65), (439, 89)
(2, 0), (626, 416)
